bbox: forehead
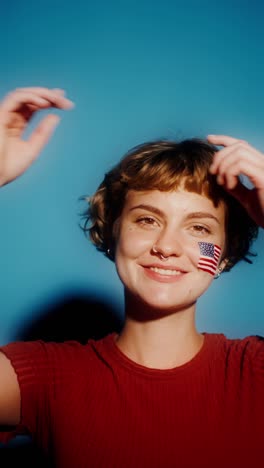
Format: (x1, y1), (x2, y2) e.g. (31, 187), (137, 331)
(123, 189), (226, 223)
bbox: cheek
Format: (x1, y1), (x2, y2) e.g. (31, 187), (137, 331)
(196, 242), (222, 277)
(195, 271), (215, 298)
(181, 242), (202, 268)
(116, 225), (156, 258)
(184, 242), (222, 285)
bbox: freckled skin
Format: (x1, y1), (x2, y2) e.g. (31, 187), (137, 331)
(115, 189), (227, 315)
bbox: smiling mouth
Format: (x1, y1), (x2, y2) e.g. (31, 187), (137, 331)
(149, 267), (184, 276)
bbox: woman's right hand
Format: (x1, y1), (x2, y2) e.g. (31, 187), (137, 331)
(0, 87), (74, 186)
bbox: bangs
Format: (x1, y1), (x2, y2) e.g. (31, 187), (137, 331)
(119, 142), (222, 205)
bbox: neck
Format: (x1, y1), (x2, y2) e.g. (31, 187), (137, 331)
(116, 292), (203, 369)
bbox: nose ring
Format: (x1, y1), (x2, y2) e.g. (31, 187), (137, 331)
(160, 254), (168, 261)
(152, 246), (169, 261)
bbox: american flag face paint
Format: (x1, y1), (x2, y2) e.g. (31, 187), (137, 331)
(197, 242), (221, 276)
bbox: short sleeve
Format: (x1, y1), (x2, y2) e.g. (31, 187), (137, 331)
(0, 340), (84, 452)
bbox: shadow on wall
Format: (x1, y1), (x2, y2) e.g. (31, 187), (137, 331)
(0, 293), (123, 466)
(15, 293), (124, 342)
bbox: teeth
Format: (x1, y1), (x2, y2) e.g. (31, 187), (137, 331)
(150, 267), (182, 276)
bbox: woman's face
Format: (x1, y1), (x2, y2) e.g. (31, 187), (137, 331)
(114, 188), (227, 312)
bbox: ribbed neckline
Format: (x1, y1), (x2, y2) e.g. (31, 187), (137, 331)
(97, 332), (224, 380)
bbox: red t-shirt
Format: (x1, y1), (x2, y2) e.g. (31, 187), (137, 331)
(0, 333), (264, 467)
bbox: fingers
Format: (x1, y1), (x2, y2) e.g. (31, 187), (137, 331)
(207, 135), (250, 178)
(216, 157), (262, 190)
(207, 134), (247, 147)
(0, 87), (74, 120)
(210, 142), (253, 175)
(207, 136), (264, 191)
(17, 87), (73, 108)
(207, 134), (264, 227)
(27, 114), (61, 160)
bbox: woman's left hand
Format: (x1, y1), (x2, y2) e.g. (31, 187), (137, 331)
(207, 134), (264, 228)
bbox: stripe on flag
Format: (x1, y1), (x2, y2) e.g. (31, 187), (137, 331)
(198, 242), (221, 276)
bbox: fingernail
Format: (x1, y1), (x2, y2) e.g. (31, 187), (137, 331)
(66, 100), (75, 109)
(53, 88), (65, 95)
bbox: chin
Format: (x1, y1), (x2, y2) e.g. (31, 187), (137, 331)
(127, 290), (197, 320)
(147, 299), (196, 313)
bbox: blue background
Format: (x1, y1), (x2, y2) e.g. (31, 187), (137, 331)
(0, 0), (263, 344)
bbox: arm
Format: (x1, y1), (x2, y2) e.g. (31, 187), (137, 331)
(0, 86), (74, 186)
(0, 87), (74, 427)
(0, 353), (20, 426)
(207, 134), (264, 228)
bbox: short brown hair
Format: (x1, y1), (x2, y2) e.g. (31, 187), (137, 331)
(81, 139), (258, 271)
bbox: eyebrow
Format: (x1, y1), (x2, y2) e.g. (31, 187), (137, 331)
(129, 204), (220, 224)
(185, 212), (220, 225)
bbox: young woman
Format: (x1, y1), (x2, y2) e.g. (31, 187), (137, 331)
(0, 88), (263, 467)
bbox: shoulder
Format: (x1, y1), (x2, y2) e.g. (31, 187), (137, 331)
(205, 333), (264, 375)
(217, 334), (264, 356)
(0, 333), (116, 378)
(207, 332), (264, 354)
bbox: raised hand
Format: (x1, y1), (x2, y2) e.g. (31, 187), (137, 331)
(207, 134), (264, 228)
(0, 87), (74, 186)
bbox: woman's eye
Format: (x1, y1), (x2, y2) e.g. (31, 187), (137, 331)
(137, 216), (157, 226)
(191, 225), (210, 235)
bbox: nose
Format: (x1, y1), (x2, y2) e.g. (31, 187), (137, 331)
(152, 227), (183, 259)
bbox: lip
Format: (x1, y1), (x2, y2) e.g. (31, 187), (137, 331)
(141, 263), (188, 272)
(141, 264), (188, 283)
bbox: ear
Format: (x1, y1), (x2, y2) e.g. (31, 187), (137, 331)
(219, 258), (229, 272)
